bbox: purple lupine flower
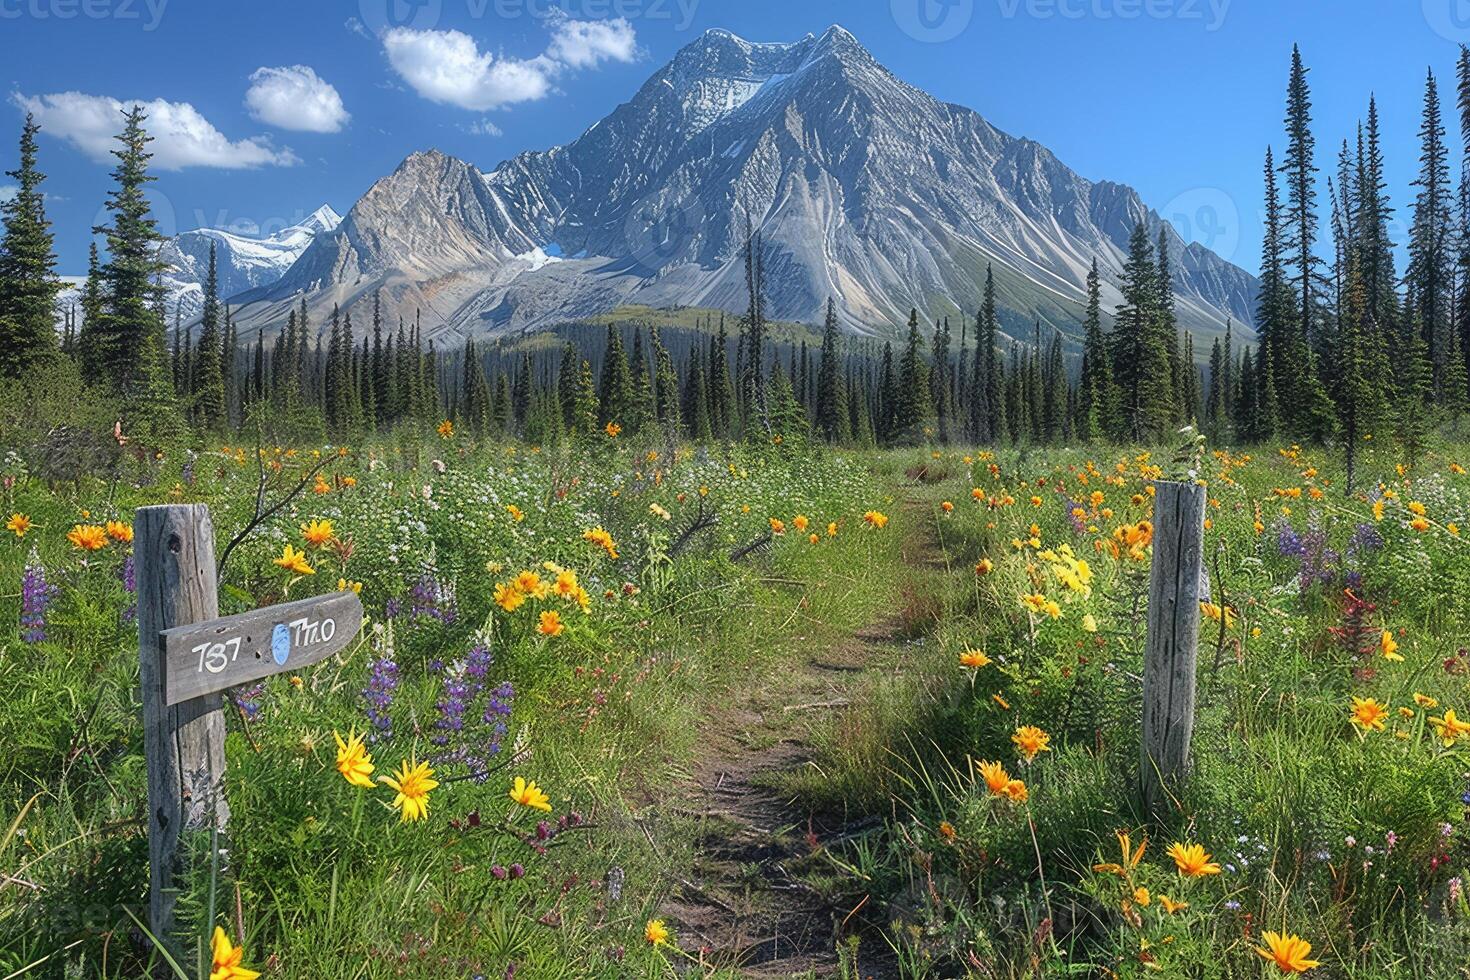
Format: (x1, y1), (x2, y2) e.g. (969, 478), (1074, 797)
(409, 571), (457, 624)
(118, 554), (137, 624)
(383, 597), (402, 619)
(231, 682), (266, 720)
(430, 644), (514, 781)
(363, 655), (400, 740)
(1348, 522), (1384, 555)
(1276, 521), (1305, 558)
(20, 550), (57, 643)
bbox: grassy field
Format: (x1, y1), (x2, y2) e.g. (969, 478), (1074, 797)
(3, 432), (1470, 978)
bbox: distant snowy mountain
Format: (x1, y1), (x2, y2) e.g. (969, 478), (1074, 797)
(160, 205), (341, 321)
(229, 26), (1255, 347)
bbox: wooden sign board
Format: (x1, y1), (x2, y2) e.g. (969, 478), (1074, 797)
(159, 590), (363, 705)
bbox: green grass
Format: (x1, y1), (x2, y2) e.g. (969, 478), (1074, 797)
(5, 436), (1470, 978)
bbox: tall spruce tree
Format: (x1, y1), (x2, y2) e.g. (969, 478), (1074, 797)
(1112, 222), (1173, 441)
(192, 242), (226, 429)
(1408, 67), (1455, 398)
(0, 113), (64, 377)
(93, 105), (175, 418)
(597, 325), (631, 426)
(894, 308), (934, 441)
(815, 297), (847, 442)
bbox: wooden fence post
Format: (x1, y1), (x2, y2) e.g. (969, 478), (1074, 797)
(1140, 480), (1207, 821)
(135, 504), (230, 957)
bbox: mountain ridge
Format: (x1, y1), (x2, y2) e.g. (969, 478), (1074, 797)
(224, 24), (1256, 349)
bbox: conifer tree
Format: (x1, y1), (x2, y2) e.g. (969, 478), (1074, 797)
(709, 322), (735, 438)
(558, 341), (580, 430)
(650, 326), (681, 429)
(1155, 228), (1185, 422)
(1336, 254), (1389, 492)
(627, 328), (653, 433)
(0, 113), (63, 377)
(1206, 337), (1227, 442)
(931, 317), (954, 443)
(1042, 330), (1066, 442)
(849, 373), (875, 447)
(1112, 222), (1173, 441)
(597, 325), (631, 426)
(1408, 67), (1455, 397)
(511, 352), (533, 430)
(192, 243), (226, 429)
(1281, 46), (1328, 354)
(683, 351), (712, 440)
(572, 359), (598, 437)
(969, 267), (1002, 443)
(877, 342), (896, 444)
(815, 298), (848, 442)
(93, 105), (175, 420)
(894, 308), (934, 441)
(1077, 259), (1116, 441)
(1394, 310), (1435, 467)
(1179, 332), (1199, 423)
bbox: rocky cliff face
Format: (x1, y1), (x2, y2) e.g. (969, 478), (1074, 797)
(231, 25), (1256, 347)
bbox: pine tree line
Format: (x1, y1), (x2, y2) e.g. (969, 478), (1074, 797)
(10, 51), (1470, 464)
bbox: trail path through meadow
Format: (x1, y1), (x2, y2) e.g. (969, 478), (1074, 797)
(662, 489), (944, 979)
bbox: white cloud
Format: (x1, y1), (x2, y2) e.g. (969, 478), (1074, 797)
(465, 118), (504, 137)
(546, 14), (638, 69)
(12, 92), (297, 170)
(383, 27), (553, 112)
(246, 65), (350, 133)
(383, 16), (637, 113)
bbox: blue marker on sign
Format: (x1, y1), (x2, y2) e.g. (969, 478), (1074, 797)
(271, 623), (291, 665)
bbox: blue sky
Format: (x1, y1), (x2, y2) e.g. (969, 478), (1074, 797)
(2, 0), (1465, 277)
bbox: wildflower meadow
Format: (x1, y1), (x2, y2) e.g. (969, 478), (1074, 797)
(1, 422), (1468, 978)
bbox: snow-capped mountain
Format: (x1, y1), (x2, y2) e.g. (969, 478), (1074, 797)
(230, 26), (1255, 346)
(160, 205), (341, 321)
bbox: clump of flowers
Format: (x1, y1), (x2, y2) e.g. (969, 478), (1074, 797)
(431, 645), (514, 782)
(379, 757), (438, 822)
(210, 927), (261, 980)
(583, 526), (619, 560)
(1256, 931), (1320, 974)
(67, 523), (108, 552)
(408, 569), (457, 624)
(363, 626), (400, 741)
(20, 548), (57, 643)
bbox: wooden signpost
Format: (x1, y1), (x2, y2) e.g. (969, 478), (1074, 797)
(135, 504), (362, 958)
(1139, 480), (1208, 822)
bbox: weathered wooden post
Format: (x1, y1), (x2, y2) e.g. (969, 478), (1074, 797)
(136, 504), (229, 957)
(137, 504), (363, 958)
(1139, 480), (1207, 821)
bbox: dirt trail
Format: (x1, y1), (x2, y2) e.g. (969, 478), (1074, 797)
(663, 494), (942, 979)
